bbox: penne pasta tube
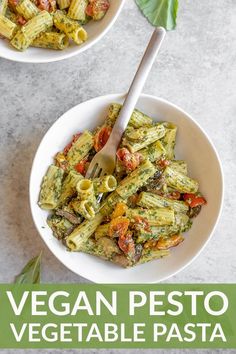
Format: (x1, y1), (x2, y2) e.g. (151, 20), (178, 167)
(32, 32), (69, 50)
(68, 0), (88, 21)
(76, 179), (95, 200)
(139, 140), (166, 162)
(137, 192), (189, 213)
(161, 122), (177, 159)
(163, 166), (199, 193)
(38, 165), (64, 210)
(59, 170), (83, 206)
(105, 103), (153, 128)
(53, 10), (88, 45)
(116, 160), (156, 199)
(66, 130), (93, 166)
(71, 199), (96, 220)
(136, 214), (191, 243)
(0, 0), (7, 15)
(16, 0), (39, 20)
(126, 207), (175, 226)
(170, 160), (188, 175)
(123, 125), (166, 152)
(93, 175), (117, 193)
(0, 14), (17, 39)
(56, 0), (71, 9)
(66, 212), (104, 251)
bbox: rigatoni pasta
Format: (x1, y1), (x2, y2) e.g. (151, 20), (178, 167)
(76, 179), (95, 200)
(126, 207), (175, 226)
(38, 103), (206, 268)
(58, 170), (83, 206)
(0, 14), (16, 39)
(93, 175), (117, 193)
(0, 0), (7, 15)
(161, 122), (177, 159)
(56, 0), (70, 9)
(68, 0), (88, 21)
(123, 124), (166, 152)
(11, 10), (53, 51)
(163, 166), (199, 193)
(39, 165), (64, 210)
(32, 32), (69, 50)
(66, 212), (104, 251)
(115, 160), (156, 199)
(66, 130), (94, 167)
(137, 192), (189, 213)
(53, 10), (87, 45)
(16, 0), (39, 21)
(105, 103), (153, 128)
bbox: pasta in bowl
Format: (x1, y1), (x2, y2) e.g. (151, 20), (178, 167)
(30, 94), (223, 283)
(0, 0), (124, 62)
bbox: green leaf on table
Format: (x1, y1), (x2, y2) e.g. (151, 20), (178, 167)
(15, 252), (42, 284)
(136, 0), (178, 30)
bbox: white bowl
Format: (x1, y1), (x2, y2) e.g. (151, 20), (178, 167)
(30, 93), (224, 283)
(0, 0), (125, 63)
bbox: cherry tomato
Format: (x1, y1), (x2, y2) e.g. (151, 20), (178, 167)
(8, 0), (19, 7)
(116, 147), (129, 161)
(74, 159), (87, 176)
(86, 0), (110, 20)
(118, 231), (135, 256)
(133, 216), (151, 232)
(109, 217), (130, 238)
(116, 148), (142, 172)
(17, 15), (27, 25)
(183, 193), (207, 208)
(112, 202), (128, 219)
(38, 0), (50, 10)
(158, 159), (170, 168)
(94, 126), (112, 152)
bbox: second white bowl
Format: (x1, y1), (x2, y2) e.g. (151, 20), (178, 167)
(0, 0), (125, 63)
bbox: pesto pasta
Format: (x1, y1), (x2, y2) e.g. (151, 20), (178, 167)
(38, 103), (206, 268)
(1, 0), (110, 51)
(0, 0), (7, 15)
(16, 0), (39, 21)
(0, 14), (16, 39)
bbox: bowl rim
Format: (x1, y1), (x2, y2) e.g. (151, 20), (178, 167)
(29, 93), (224, 283)
(0, 0), (125, 64)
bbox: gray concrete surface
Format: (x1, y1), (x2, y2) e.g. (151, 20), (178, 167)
(0, 0), (235, 352)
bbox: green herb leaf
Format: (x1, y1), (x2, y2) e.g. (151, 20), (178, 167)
(15, 252), (42, 284)
(136, 0), (178, 30)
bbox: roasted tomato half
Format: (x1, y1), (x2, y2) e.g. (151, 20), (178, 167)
(109, 216), (130, 238)
(183, 193), (207, 208)
(156, 235), (184, 250)
(74, 158), (88, 176)
(118, 231), (135, 257)
(86, 0), (110, 20)
(94, 126), (112, 152)
(116, 147), (142, 172)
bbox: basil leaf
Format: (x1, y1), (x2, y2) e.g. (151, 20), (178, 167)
(15, 253), (42, 284)
(136, 0), (178, 30)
